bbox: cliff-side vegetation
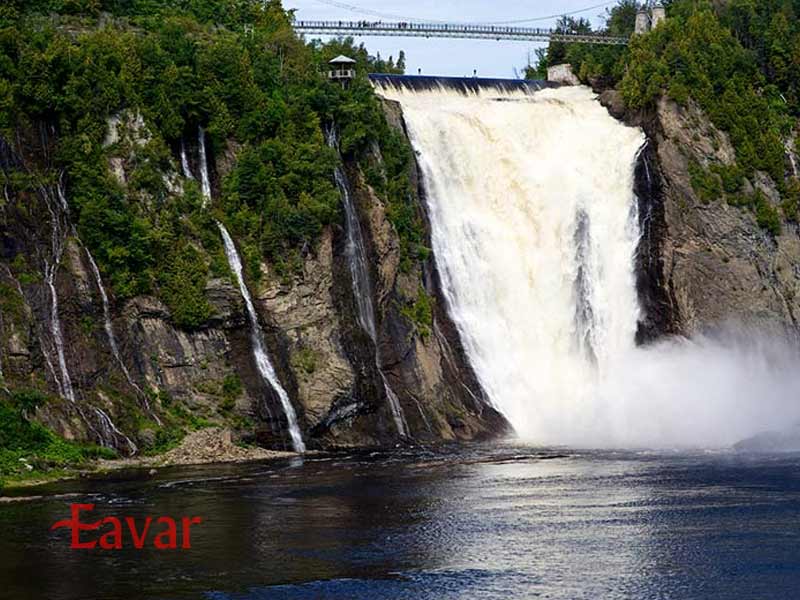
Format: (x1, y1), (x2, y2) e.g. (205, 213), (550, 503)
(531, 0), (800, 234)
(0, 0), (423, 472)
(0, 391), (115, 488)
(0, 0), (416, 312)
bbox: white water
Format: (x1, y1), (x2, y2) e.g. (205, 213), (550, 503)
(42, 180), (76, 403)
(180, 138), (194, 180)
(198, 126), (212, 203)
(327, 128), (409, 437)
(378, 83), (800, 448)
(786, 137), (798, 178)
(92, 406), (138, 455)
(192, 123), (305, 452)
(217, 223), (306, 452)
(85, 248), (156, 424)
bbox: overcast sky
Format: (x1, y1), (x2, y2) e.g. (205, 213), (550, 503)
(283, 0), (617, 77)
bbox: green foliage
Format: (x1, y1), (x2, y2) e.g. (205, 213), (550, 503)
(400, 288), (433, 340)
(159, 243), (213, 329)
(291, 348), (317, 375)
(149, 425), (184, 455)
(782, 179), (800, 221)
(532, 0), (800, 234)
(526, 5), (633, 81)
(754, 191), (782, 236)
(9, 388), (48, 415)
(710, 163), (745, 194)
(689, 160), (722, 204)
(0, 282), (25, 318)
(1, 0), (423, 329)
(620, 4), (791, 181)
(0, 397), (116, 485)
(221, 373), (242, 411)
(0, 399), (51, 450)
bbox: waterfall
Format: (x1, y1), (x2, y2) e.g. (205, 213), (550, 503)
(375, 82), (800, 448)
(180, 138), (194, 180)
(85, 248), (156, 423)
(190, 121), (304, 451)
(327, 128), (409, 437)
(786, 137), (798, 178)
(376, 84), (644, 443)
(41, 179), (76, 403)
(198, 126), (212, 203)
(217, 222), (306, 453)
(92, 406), (138, 455)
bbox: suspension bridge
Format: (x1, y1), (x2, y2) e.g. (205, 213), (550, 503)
(294, 21), (630, 46)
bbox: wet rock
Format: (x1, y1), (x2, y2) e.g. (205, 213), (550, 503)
(734, 427), (800, 453)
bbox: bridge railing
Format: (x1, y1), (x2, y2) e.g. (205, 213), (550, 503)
(293, 21), (629, 45)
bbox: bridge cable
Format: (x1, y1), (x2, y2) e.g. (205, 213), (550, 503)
(307, 0), (619, 26)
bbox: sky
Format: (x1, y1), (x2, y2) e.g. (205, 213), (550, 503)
(283, 0), (617, 77)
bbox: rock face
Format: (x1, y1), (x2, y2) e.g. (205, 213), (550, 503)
(547, 64), (580, 86)
(0, 105), (507, 455)
(601, 90), (800, 339)
(734, 426), (800, 453)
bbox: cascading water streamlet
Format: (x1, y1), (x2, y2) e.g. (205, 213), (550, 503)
(86, 248), (157, 424)
(190, 128), (306, 452)
(376, 81), (800, 448)
(37, 176), (137, 452)
(217, 223), (306, 453)
(180, 138), (194, 181)
(326, 127), (409, 438)
(198, 126), (212, 203)
(41, 178), (76, 403)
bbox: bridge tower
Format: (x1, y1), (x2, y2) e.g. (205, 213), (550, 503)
(651, 3), (666, 29)
(634, 8), (651, 35)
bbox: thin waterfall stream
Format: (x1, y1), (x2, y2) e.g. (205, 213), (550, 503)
(198, 126), (212, 202)
(36, 176), (137, 451)
(327, 127), (409, 438)
(41, 178), (76, 403)
(192, 127), (305, 452)
(217, 223), (306, 453)
(85, 248), (157, 424)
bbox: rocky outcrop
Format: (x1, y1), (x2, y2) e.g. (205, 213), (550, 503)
(601, 89), (800, 339)
(0, 102), (507, 455)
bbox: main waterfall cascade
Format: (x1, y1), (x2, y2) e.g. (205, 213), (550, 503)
(327, 128), (410, 438)
(376, 82), (800, 448)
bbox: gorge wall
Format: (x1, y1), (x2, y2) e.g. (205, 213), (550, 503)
(601, 90), (800, 340)
(0, 106), (506, 456)
(4, 73), (800, 457)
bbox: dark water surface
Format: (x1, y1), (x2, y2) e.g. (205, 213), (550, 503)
(1, 445), (799, 599)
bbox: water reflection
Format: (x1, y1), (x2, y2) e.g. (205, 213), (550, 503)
(1, 447), (799, 599)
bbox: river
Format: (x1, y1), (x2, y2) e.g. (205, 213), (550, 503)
(1, 446), (799, 599)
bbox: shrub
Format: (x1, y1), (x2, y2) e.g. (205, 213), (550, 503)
(401, 288), (434, 340)
(689, 161), (722, 204)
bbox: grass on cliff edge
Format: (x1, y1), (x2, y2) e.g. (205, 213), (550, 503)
(0, 391), (116, 490)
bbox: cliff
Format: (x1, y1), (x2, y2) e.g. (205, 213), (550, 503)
(602, 90), (800, 340)
(0, 102), (507, 458)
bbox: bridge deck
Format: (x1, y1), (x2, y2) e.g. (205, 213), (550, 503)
(294, 21), (629, 46)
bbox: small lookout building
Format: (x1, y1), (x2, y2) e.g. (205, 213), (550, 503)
(328, 55), (356, 86)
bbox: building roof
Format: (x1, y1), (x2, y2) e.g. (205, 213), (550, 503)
(329, 55), (357, 65)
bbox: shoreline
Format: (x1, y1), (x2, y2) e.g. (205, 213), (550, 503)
(1, 427), (296, 493)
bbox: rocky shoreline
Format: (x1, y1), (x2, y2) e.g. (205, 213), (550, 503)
(2, 428), (295, 492)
